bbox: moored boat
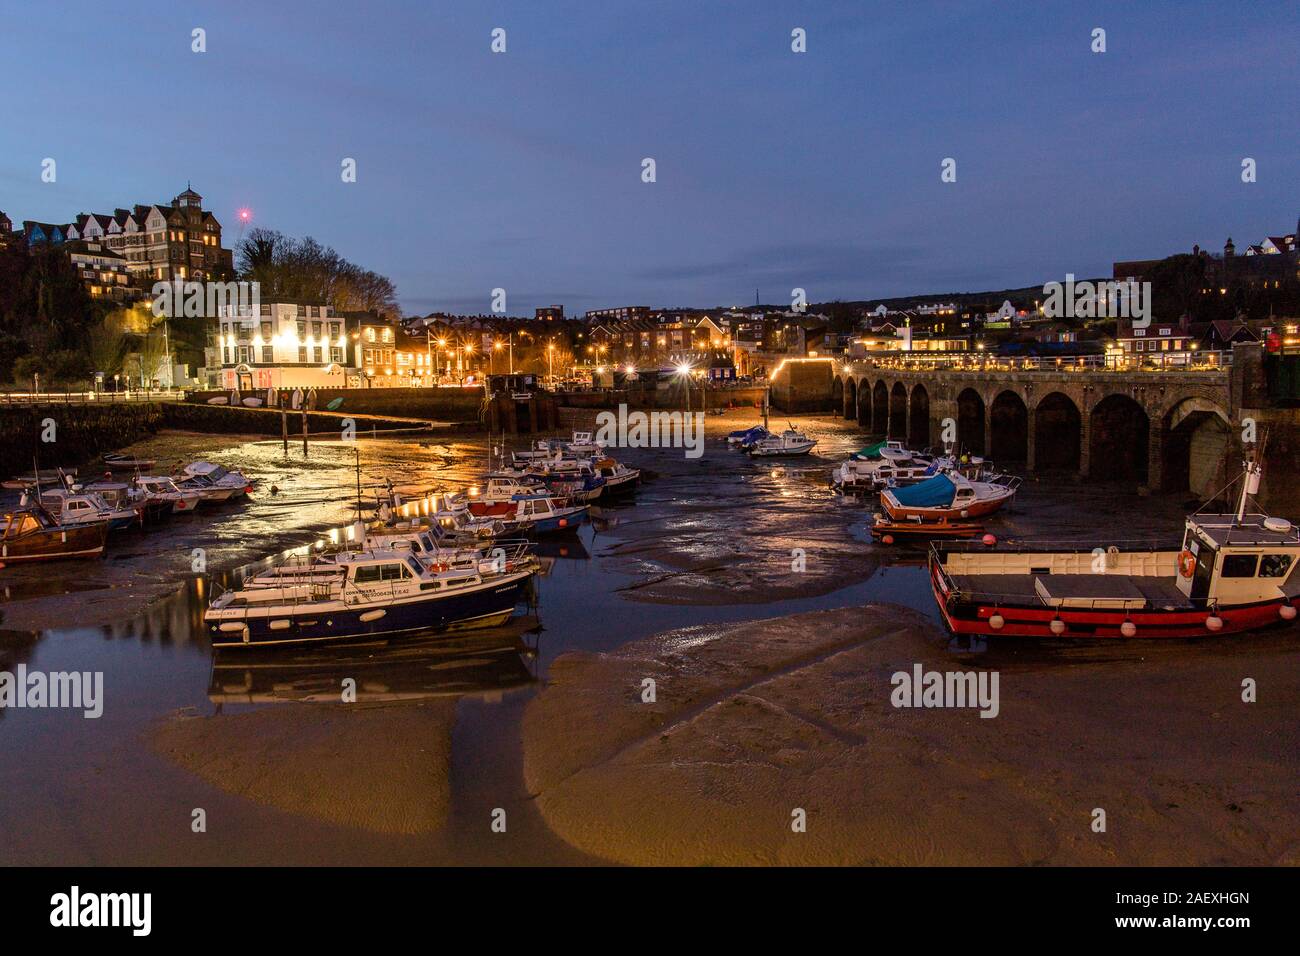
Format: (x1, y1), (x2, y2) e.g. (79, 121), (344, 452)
(204, 549), (535, 648)
(928, 453), (1300, 639)
(881, 471), (1018, 521)
(748, 428), (817, 457)
(0, 505), (108, 563)
(103, 453), (158, 471)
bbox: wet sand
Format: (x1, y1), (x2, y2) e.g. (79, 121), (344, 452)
(523, 605), (1300, 866)
(154, 701), (456, 835)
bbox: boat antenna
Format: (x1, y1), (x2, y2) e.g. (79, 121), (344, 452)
(1235, 432), (1268, 525)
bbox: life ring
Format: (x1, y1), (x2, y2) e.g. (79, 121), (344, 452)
(1177, 550), (1196, 578)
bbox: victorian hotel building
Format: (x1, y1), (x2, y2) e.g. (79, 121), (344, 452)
(214, 301), (432, 390)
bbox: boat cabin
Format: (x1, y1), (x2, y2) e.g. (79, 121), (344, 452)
(1179, 513), (1300, 607)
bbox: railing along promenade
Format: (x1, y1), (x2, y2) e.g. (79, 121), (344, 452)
(843, 350), (1233, 374)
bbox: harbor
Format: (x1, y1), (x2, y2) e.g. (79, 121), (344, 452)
(0, 408), (1295, 865)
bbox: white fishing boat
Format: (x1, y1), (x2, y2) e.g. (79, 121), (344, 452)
(180, 461), (253, 497)
(133, 475), (203, 514)
(563, 431), (605, 456)
(205, 549), (536, 648)
(24, 488), (140, 532)
(832, 453), (938, 493)
(748, 428), (817, 457)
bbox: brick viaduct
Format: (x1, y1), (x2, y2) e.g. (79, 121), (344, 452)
(830, 362), (1240, 492)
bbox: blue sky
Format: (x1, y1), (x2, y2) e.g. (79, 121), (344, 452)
(1, 0), (1296, 315)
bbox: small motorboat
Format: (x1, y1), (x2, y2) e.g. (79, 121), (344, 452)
(748, 428), (817, 457)
(881, 472), (1018, 521)
(204, 548), (536, 648)
(871, 515), (986, 541)
(132, 475), (203, 515)
(929, 451), (1300, 640)
(563, 431), (605, 457)
(833, 454), (938, 493)
(103, 453), (158, 471)
(727, 426), (770, 448)
(2, 468), (76, 491)
(79, 478), (173, 526)
(179, 462), (253, 498)
(466, 478), (545, 516)
(494, 494), (588, 536)
(0, 505), (108, 563)
(27, 489), (140, 532)
(592, 457), (640, 496)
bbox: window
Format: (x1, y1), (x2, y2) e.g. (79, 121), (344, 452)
(313, 347), (323, 363)
(330, 347), (343, 363)
(352, 565), (383, 584)
(1259, 554), (1294, 578)
(261, 346), (274, 363)
(298, 346), (307, 362)
(1221, 554), (1259, 578)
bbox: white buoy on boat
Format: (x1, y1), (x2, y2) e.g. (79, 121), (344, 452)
(1050, 618), (1066, 635)
(989, 614), (1005, 630)
(1120, 620), (1137, 637)
(1280, 604), (1297, 621)
(1205, 615), (1224, 631)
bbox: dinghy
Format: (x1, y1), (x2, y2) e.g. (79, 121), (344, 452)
(881, 471), (1018, 521)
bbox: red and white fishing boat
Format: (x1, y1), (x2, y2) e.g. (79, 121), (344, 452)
(881, 471), (1018, 521)
(929, 452), (1300, 639)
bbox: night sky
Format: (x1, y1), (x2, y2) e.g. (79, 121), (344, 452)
(2, 0), (1296, 315)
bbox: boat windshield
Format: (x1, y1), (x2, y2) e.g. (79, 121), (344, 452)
(207, 466), (230, 481)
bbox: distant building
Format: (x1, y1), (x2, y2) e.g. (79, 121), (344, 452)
(24, 185), (233, 286)
(214, 300), (351, 390)
(1116, 315), (1201, 363)
(535, 305), (565, 321)
(585, 305), (650, 323)
(65, 241), (140, 302)
(0, 210), (11, 245)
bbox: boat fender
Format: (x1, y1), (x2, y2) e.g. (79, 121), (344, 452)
(960, 509), (969, 518)
(881, 534), (894, 545)
(988, 614), (1005, 630)
(558, 518), (567, 527)
(1205, 615), (1223, 632)
(1177, 550), (1196, 578)
(1120, 620), (1137, 638)
(982, 533), (996, 546)
(1280, 604), (1297, 621)
(1049, 618), (1066, 635)
(269, 620), (292, 631)
(359, 609), (387, 623)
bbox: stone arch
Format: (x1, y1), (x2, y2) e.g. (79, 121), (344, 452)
(1089, 393), (1150, 483)
(856, 378), (872, 426)
(838, 376), (851, 420)
(1160, 396), (1232, 496)
(872, 380), (889, 435)
(956, 387), (985, 456)
(990, 389), (1028, 464)
(909, 383), (931, 449)
(889, 382), (908, 439)
(1034, 391), (1081, 472)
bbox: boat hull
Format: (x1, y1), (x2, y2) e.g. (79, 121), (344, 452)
(884, 491), (1011, 521)
(207, 573), (533, 648)
(929, 559), (1294, 639)
(0, 524), (108, 563)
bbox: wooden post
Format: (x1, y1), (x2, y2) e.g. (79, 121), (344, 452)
(301, 406), (309, 456)
(281, 404), (289, 456)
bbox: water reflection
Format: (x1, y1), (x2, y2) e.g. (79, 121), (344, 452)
(208, 621), (541, 708)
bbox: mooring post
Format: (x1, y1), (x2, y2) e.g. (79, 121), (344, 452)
(301, 406), (308, 456)
(281, 403), (289, 456)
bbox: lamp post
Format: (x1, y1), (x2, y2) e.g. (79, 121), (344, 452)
(547, 342), (555, 385)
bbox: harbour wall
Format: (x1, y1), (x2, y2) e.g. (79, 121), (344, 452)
(184, 387), (486, 423)
(554, 386), (766, 412)
(0, 403), (164, 477)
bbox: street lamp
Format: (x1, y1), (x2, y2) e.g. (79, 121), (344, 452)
(547, 342), (555, 384)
